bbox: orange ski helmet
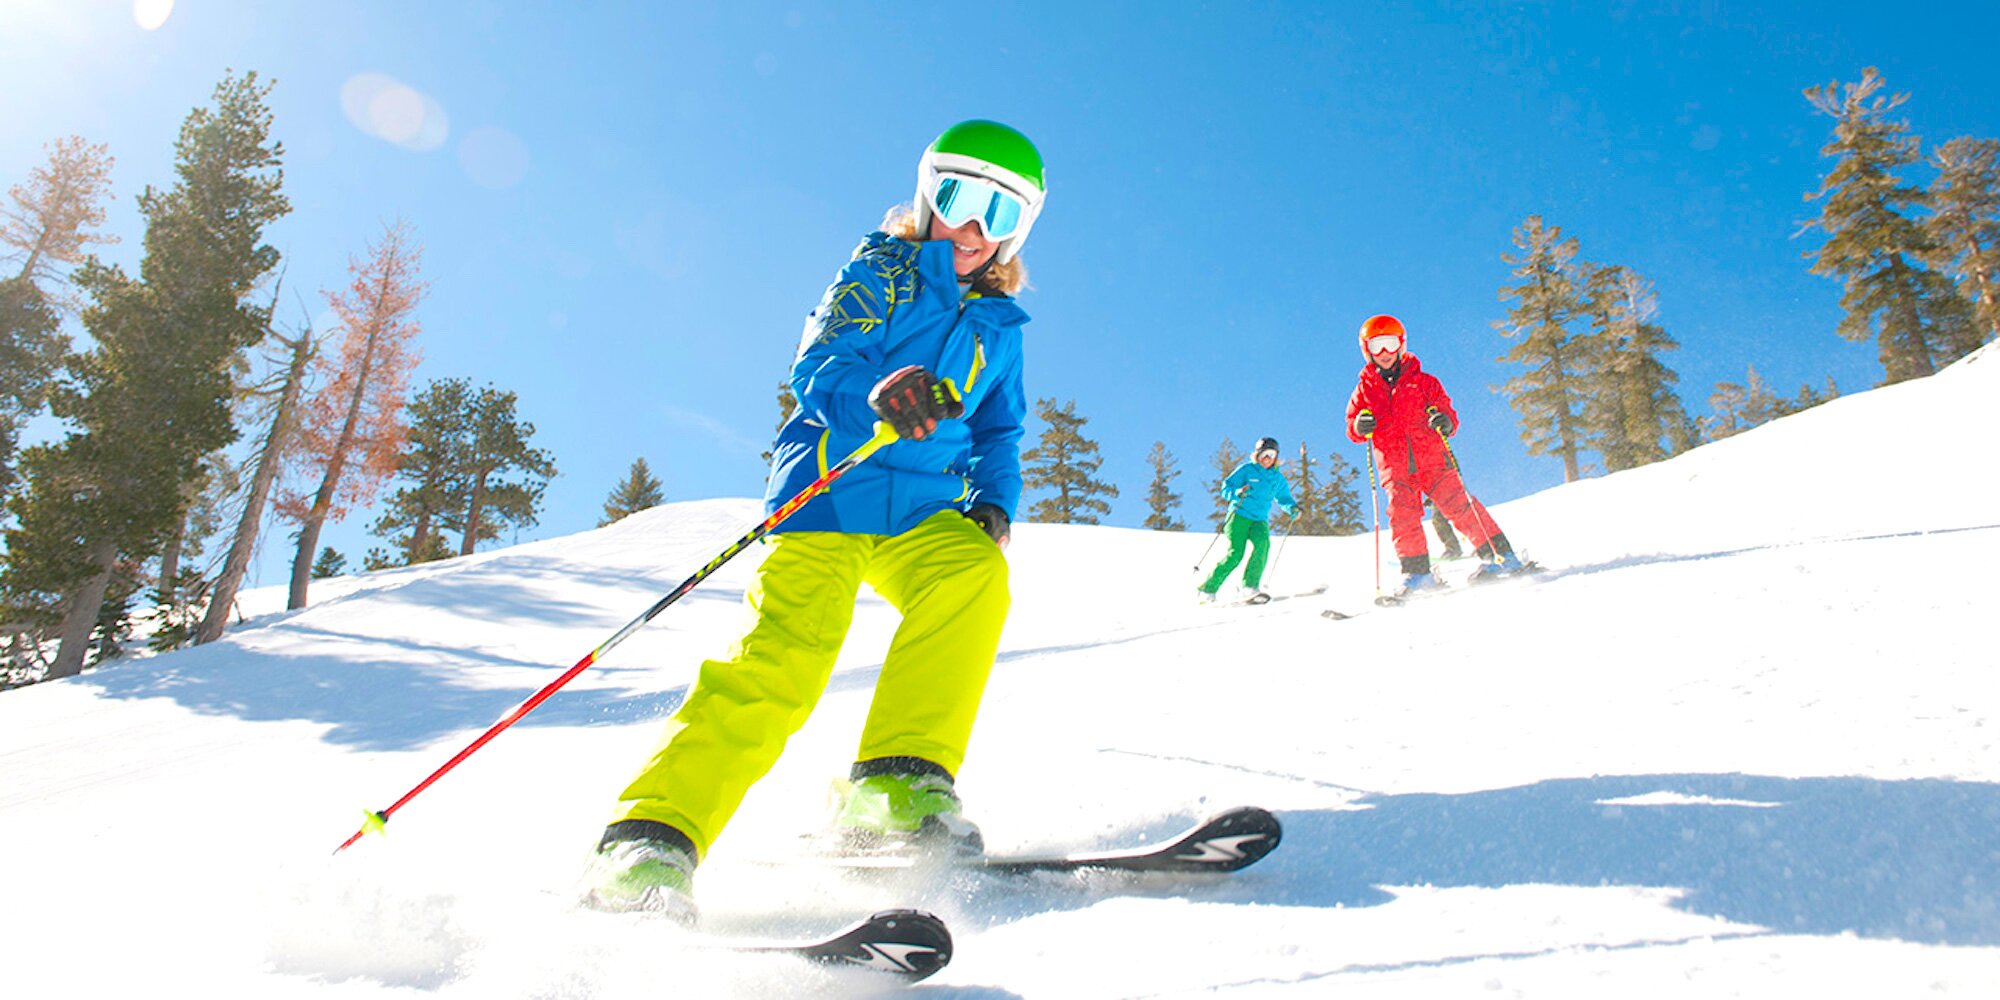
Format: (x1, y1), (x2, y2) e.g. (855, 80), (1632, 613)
(1359, 314), (1406, 360)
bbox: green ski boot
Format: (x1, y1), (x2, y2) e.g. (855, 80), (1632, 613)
(582, 834), (698, 924)
(834, 763), (984, 858)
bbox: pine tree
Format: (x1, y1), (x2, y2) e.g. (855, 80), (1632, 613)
(4, 72), (288, 680)
(1207, 437), (1245, 530)
(1140, 441), (1185, 531)
(368, 377), (473, 566)
(454, 384), (555, 554)
(1020, 397), (1118, 525)
(1803, 68), (1965, 383)
(601, 457), (665, 525)
(1, 135), (118, 289)
(0, 138), (116, 508)
(1496, 215), (1591, 482)
(1578, 264), (1690, 471)
(1926, 137), (2000, 348)
(1318, 450), (1366, 536)
(0, 278), (63, 503)
(1288, 442), (1332, 535)
(310, 547), (347, 579)
(280, 220), (425, 609)
(1702, 365), (1782, 440)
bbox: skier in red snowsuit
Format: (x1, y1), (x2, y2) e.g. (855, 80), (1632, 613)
(1344, 314), (1524, 592)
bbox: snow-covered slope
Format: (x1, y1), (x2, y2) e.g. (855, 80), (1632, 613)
(3, 346), (1998, 998)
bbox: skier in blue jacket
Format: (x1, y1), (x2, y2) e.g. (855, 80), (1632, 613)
(585, 120), (1046, 920)
(1198, 437), (1299, 604)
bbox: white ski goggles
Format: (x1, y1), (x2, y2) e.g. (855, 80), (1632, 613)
(1366, 335), (1404, 356)
(926, 172), (1028, 241)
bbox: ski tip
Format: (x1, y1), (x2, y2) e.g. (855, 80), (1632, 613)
(826, 909), (953, 981)
(1180, 806), (1282, 872)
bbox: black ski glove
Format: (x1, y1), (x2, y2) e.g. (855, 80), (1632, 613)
(1428, 409), (1454, 436)
(1354, 410), (1376, 437)
(868, 365), (963, 441)
(964, 503), (1010, 548)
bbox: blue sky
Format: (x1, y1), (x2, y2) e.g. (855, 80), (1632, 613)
(4, 1), (1996, 588)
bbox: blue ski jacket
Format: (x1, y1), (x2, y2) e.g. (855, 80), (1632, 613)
(763, 233), (1029, 536)
(1220, 461), (1298, 524)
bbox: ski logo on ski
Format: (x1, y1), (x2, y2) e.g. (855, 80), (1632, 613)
(1178, 831), (1275, 866)
(845, 940), (947, 976)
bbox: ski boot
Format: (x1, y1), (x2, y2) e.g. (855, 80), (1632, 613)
(834, 760), (983, 859)
(1469, 552), (1526, 583)
(1245, 590), (1271, 605)
(1195, 587), (1217, 605)
(1394, 571), (1442, 597)
(583, 825), (699, 924)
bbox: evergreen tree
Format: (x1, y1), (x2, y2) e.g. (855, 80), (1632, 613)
(1140, 441), (1185, 531)
(1207, 437), (1245, 530)
(1318, 450), (1366, 536)
(601, 456), (665, 525)
(0, 278), (64, 503)
(1288, 442), (1333, 535)
(310, 547), (347, 579)
(368, 377), (474, 566)
(1496, 215), (1591, 482)
(4, 72), (288, 680)
(1702, 365), (1783, 440)
(279, 220), (425, 609)
(1578, 264), (1690, 471)
(1926, 137), (2000, 348)
(1803, 68), (1965, 383)
(454, 384), (556, 554)
(1020, 397), (1117, 525)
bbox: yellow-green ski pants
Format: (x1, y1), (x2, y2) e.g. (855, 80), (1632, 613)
(608, 509), (1010, 858)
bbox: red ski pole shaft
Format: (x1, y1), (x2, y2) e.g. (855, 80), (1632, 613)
(334, 422), (901, 854)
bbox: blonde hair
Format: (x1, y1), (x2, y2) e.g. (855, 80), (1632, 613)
(880, 204), (1030, 297)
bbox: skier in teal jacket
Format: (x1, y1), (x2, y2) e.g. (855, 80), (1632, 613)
(1198, 437), (1298, 604)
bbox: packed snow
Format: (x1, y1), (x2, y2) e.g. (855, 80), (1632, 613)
(3, 347), (1998, 998)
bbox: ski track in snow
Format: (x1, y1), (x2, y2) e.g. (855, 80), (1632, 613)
(3, 346), (2000, 996)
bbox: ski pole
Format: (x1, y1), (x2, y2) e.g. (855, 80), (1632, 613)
(1364, 438), (1383, 600)
(1428, 406), (1503, 558)
(334, 422), (902, 854)
(1267, 516), (1295, 584)
(1193, 521), (1225, 573)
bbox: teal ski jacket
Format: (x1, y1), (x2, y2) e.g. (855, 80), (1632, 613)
(763, 233), (1029, 536)
(1220, 461), (1298, 524)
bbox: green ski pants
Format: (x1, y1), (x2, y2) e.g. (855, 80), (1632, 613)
(1201, 513), (1271, 593)
(608, 509), (1009, 857)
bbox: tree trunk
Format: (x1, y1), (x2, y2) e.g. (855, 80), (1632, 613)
(200, 334), (311, 642)
(286, 325), (379, 610)
(409, 509), (433, 562)
(157, 515), (184, 604)
(47, 539), (117, 680)
(459, 472), (487, 556)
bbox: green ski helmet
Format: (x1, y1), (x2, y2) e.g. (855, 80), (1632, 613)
(914, 119), (1046, 265)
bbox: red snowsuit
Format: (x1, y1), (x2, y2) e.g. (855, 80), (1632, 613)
(1344, 352), (1503, 561)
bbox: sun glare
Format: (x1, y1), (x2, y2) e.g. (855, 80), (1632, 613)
(339, 72), (449, 151)
(132, 0), (173, 31)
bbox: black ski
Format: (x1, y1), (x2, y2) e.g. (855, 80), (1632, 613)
(722, 908), (952, 981)
(801, 806), (1282, 876)
(1222, 585), (1326, 608)
(975, 805), (1281, 875)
